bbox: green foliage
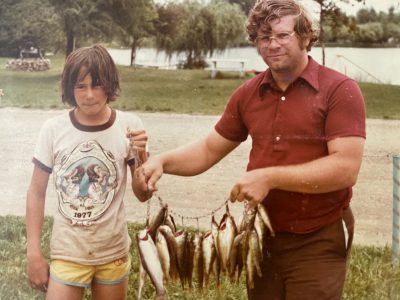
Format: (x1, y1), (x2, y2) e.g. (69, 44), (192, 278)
(358, 82), (400, 119)
(227, 0), (255, 16)
(154, 0), (246, 69)
(2, 215), (400, 299)
(3, 0), (400, 60)
(105, 0), (158, 66)
(49, 0), (115, 56)
(0, 216), (52, 300)
(1, 55), (399, 119)
(356, 22), (385, 44)
(0, 0), (62, 57)
(344, 246), (400, 299)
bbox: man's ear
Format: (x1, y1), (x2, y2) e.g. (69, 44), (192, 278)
(301, 37), (311, 50)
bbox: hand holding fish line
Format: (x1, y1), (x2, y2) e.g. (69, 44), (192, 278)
(229, 168), (272, 209)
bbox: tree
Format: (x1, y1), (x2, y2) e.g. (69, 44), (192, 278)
(208, 1), (246, 55)
(49, 0), (114, 57)
(311, 0), (364, 65)
(0, 0), (62, 57)
(227, 0), (255, 16)
(356, 7), (378, 24)
(104, 0), (157, 66)
(154, 0), (245, 69)
(355, 22), (384, 44)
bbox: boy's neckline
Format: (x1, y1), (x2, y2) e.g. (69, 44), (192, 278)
(69, 108), (116, 132)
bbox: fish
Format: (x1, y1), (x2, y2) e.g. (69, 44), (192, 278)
(164, 213), (177, 234)
(242, 207), (257, 231)
(137, 260), (147, 300)
(229, 231), (245, 283)
(155, 228), (171, 282)
(148, 204), (168, 240)
(257, 204), (275, 237)
(175, 229), (188, 288)
(254, 211), (266, 255)
(246, 229), (263, 290)
(202, 231), (216, 288)
(212, 252), (221, 288)
(237, 212), (246, 233)
(136, 229), (168, 299)
(216, 209), (237, 273)
(211, 215), (220, 258)
(158, 225), (179, 281)
(185, 233), (195, 290)
(192, 232), (204, 291)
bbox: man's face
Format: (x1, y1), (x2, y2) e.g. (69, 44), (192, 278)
(256, 15), (310, 74)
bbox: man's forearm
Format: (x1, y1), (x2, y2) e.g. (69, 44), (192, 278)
(161, 131), (240, 176)
(266, 153), (361, 194)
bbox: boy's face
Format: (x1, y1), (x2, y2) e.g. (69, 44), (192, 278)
(73, 72), (108, 118)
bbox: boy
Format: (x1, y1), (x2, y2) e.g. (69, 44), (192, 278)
(26, 44), (149, 299)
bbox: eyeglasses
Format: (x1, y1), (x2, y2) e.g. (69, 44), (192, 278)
(255, 31), (296, 46)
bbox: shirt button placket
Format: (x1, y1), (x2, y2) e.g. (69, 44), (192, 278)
(276, 95), (285, 142)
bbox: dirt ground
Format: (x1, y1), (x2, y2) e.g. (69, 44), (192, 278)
(1, 107), (398, 246)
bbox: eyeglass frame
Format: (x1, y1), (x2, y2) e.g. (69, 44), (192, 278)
(255, 31), (296, 46)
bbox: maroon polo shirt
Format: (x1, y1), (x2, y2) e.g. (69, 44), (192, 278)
(215, 57), (366, 234)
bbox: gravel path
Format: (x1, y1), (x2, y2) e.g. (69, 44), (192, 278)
(1, 107), (398, 246)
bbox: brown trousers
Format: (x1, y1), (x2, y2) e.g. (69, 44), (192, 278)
(248, 208), (354, 300)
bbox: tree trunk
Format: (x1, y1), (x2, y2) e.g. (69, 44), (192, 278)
(66, 30), (75, 58)
(130, 38), (138, 67)
(186, 51), (193, 69)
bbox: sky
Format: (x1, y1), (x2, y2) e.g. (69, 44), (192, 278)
(301, 0), (400, 17)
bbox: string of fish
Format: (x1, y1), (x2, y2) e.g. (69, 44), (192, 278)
(136, 191), (276, 299)
(129, 139), (276, 298)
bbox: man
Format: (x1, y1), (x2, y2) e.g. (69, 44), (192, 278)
(136, 0), (366, 299)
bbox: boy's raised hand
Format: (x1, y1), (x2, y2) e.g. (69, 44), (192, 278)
(126, 128), (149, 168)
(126, 128), (148, 154)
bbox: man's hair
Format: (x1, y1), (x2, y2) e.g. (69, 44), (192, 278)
(61, 44), (120, 106)
(246, 0), (318, 51)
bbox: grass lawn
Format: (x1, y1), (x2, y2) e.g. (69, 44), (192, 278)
(1, 216), (400, 300)
(1, 55), (400, 299)
(1, 55), (400, 119)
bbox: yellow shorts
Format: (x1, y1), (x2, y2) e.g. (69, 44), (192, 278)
(49, 255), (131, 288)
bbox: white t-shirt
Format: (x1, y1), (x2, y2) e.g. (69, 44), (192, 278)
(33, 109), (144, 264)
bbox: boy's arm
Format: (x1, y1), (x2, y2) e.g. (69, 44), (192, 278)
(127, 129), (151, 202)
(26, 165), (50, 292)
(131, 162), (151, 202)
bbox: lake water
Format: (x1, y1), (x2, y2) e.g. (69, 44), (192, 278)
(108, 47), (400, 86)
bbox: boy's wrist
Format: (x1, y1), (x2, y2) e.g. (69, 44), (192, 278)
(27, 243), (43, 259)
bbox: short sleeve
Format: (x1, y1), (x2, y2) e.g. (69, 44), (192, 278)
(215, 85), (248, 142)
(325, 79), (366, 140)
(33, 119), (54, 173)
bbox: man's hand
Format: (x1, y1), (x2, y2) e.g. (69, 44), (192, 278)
(229, 168), (271, 209)
(27, 253), (49, 293)
(134, 155), (164, 197)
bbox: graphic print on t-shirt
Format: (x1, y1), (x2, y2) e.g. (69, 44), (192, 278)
(54, 140), (118, 226)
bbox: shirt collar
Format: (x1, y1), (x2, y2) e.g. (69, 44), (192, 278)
(258, 56), (320, 97)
